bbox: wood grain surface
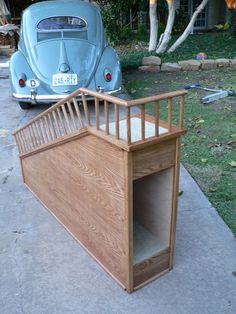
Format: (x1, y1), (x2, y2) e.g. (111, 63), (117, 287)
(133, 248), (170, 288)
(132, 139), (176, 180)
(22, 134), (131, 289)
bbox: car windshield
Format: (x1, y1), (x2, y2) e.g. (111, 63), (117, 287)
(37, 16), (87, 30)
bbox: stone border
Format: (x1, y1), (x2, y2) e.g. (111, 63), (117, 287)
(139, 56), (236, 72)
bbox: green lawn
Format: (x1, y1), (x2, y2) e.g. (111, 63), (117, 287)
(119, 32), (236, 70)
(123, 68), (236, 236)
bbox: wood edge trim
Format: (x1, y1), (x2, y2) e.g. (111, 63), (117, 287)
(23, 183), (128, 292)
(127, 90), (187, 107)
(169, 137), (181, 269)
(129, 130), (187, 152)
(19, 130), (88, 159)
(123, 151), (134, 292)
(133, 163), (175, 181)
(133, 269), (170, 291)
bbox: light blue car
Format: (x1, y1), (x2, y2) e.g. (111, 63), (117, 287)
(10, 0), (122, 109)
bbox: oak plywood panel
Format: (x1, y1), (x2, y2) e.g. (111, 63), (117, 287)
(22, 134), (130, 289)
(132, 139), (176, 180)
(133, 168), (174, 247)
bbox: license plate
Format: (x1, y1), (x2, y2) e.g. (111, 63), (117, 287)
(52, 73), (78, 86)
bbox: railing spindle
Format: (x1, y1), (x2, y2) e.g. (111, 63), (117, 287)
(61, 104), (72, 132)
(126, 107), (131, 145)
(72, 98), (84, 128)
(115, 103), (119, 140)
(15, 133), (23, 154)
(52, 110), (62, 136)
(21, 129), (30, 151)
(67, 101), (77, 130)
(26, 127), (34, 150)
(141, 104), (145, 141)
(180, 95), (184, 129)
(31, 123), (41, 146)
(35, 121), (45, 145)
(56, 108), (67, 135)
(18, 131), (27, 153)
(81, 93), (90, 126)
(168, 98), (172, 132)
(43, 116), (53, 141)
(47, 112), (57, 140)
(95, 97), (99, 130)
(155, 100), (160, 137)
(104, 100), (109, 135)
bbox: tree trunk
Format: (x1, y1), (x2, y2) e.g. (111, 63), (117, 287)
(156, 0), (176, 54)
(230, 9), (236, 36)
(168, 0), (209, 53)
(149, 0), (158, 52)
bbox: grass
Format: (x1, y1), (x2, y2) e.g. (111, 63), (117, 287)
(123, 68), (236, 236)
(118, 32), (236, 70)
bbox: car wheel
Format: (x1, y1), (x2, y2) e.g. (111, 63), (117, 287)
(19, 102), (32, 110)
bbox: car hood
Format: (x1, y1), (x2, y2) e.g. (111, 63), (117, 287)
(26, 40), (100, 90)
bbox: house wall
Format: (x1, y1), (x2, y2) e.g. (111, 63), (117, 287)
(176, 0), (227, 30)
(207, 0), (227, 29)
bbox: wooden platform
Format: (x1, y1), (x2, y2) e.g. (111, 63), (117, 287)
(14, 87), (187, 292)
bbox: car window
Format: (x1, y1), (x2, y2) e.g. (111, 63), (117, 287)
(37, 16), (87, 30)
(37, 16), (88, 42)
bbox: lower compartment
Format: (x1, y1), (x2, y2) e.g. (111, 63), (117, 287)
(133, 248), (170, 289)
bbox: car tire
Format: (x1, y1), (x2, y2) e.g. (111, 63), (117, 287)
(19, 102), (32, 110)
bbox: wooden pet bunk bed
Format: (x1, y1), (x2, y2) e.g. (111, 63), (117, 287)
(14, 88), (187, 293)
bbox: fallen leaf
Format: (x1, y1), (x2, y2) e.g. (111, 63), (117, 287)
(201, 158), (208, 163)
(229, 161), (236, 167)
(197, 119), (205, 124)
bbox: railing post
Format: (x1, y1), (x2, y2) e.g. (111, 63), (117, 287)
(155, 100), (160, 137)
(95, 97), (100, 130)
(73, 98), (84, 128)
(115, 104), (120, 140)
(168, 98), (173, 132)
(126, 107), (131, 145)
(179, 95), (184, 129)
(141, 104), (145, 141)
(104, 100), (109, 135)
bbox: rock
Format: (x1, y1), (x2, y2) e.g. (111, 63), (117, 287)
(201, 60), (218, 70)
(178, 60), (200, 71)
(142, 56), (161, 66)
(216, 58), (230, 68)
(229, 59), (236, 69)
(138, 65), (161, 72)
(161, 63), (181, 72)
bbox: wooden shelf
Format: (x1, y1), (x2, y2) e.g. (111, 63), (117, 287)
(133, 221), (167, 265)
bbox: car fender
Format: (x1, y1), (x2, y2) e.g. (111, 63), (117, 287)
(94, 46), (122, 92)
(10, 51), (48, 96)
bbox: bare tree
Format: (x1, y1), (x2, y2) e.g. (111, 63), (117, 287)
(168, 0), (209, 53)
(149, 0), (158, 51)
(156, 0), (176, 54)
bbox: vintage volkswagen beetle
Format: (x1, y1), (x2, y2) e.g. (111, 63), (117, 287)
(10, 0), (122, 109)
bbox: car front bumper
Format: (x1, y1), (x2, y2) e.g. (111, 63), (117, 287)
(13, 88), (122, 104)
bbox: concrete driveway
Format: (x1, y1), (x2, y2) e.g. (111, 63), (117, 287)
(0, 59), (236, 314)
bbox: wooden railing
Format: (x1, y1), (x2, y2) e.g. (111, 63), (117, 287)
(13, 87), (187, 155)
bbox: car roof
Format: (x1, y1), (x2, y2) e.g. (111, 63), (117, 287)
(20, 0), (103, 48)
(24, 0), (99, 19)
(23, 0), (101, 27)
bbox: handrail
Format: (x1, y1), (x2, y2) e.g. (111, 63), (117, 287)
(13, 87), (187, 156)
